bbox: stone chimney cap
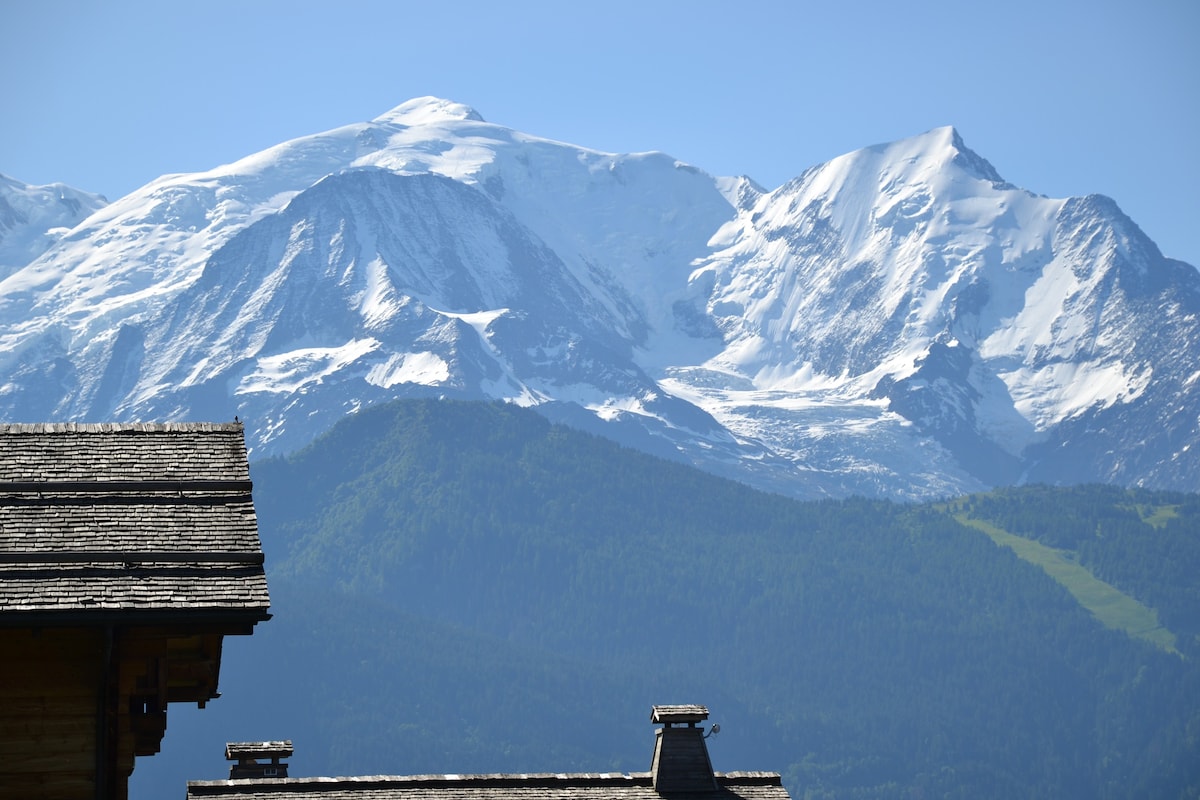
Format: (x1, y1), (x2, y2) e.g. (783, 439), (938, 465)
(225, 741), (293, 760)
(651, 704), (709, 725)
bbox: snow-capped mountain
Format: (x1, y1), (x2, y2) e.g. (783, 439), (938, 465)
(668, 127), (1200, 495)
(1, 99), (1196, 499)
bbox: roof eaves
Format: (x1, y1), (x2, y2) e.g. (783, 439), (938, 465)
(0, 606), (272, 630)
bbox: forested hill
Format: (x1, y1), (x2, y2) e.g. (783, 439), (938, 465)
(133, 399), (1200, 799)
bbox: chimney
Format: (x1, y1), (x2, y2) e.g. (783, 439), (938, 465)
(650, 704), (717, 793)
(225, 741), (292, 779)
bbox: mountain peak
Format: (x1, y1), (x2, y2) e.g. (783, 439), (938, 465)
(859, 126), (1005, 184)
(945, 127), (1006, 185)
(372, 97), (486, 126)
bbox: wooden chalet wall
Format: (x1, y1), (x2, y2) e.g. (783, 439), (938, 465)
(2, 628), (103, 797)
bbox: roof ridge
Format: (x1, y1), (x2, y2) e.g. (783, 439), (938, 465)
(0, 422), (244, 434)
(188, 770), (784, 789)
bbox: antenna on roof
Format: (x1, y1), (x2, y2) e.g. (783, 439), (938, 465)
(704, 723), (721, 739)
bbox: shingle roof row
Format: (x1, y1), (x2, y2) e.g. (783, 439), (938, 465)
(1, 564), (270, 613)
(0, 423), (250, 482)
(0, 499), (260, 552)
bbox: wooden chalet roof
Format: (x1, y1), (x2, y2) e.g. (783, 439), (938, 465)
(0, 422), (270, 625)
(186, 771), (792, 799)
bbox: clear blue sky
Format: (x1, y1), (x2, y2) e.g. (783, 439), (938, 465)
(2, 0), (1197, 266)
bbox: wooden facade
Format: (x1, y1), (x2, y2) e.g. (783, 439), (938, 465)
(0, 423), (271, 800)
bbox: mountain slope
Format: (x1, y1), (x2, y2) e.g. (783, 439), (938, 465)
(0, 103), (1196, 499)
(0, 173), (107, 278)
(68, 167), (685, 455)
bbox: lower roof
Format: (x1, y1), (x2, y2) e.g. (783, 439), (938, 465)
(186, 772), (791, 800)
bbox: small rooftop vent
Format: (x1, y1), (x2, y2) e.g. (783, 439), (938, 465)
(650, 704), (717, 793)
(225, 741), (292, 780)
